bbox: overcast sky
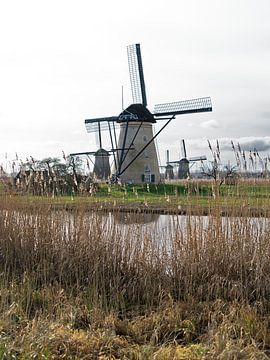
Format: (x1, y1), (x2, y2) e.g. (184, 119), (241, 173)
(0, 0), (270, 170)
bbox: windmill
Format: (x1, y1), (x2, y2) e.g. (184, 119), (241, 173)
(168, 139), (207, 179)
(71, 43), (212, 184)
(164, 150), (174, 180)
(70, 120), (111, 180)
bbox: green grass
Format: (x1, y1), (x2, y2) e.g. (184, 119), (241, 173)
(4, 180), (270, 212)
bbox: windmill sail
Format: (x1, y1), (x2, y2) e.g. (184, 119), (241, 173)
(127, 44), (147, 106)
(84, 117), (119, 133)
(181, 139), (187, 159)
(166, 150), (170, 164)
(154, 97), (212, 117)
(70, 151), (96, 156)
(189, 155), (207, 162)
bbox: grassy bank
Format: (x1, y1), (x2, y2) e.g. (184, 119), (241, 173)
(3, 179), (270, 211)
(0, 197), (270, 358)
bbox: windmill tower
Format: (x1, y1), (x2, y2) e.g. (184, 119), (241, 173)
(93, 150), (110, 179)
(178, 139), (190, 179)
(115, 105), (160, 183)
(164, 150), (174, 180)
(169, 139), (207, 179)
(71, 44), (212, 184)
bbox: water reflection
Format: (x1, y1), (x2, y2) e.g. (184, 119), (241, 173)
(99, 212), (207, 247)
(103, 211), (270, 247)
(3, 207), (270, 247)
(113, 211), (160, 225)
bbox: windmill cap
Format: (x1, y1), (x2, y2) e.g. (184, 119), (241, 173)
(118, 104), (156, 123)
(94, 148), (110, 156)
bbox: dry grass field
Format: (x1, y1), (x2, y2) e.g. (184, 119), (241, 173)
(0, 182), (270, 358)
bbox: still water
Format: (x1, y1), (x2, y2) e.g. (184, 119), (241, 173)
(88, 211), (270, 245)
(4, 209), (270, 246)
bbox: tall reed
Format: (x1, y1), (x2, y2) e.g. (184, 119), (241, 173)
(0, 198), (270, 316)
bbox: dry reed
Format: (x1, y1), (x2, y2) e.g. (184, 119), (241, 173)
(0, 196), (270, 358)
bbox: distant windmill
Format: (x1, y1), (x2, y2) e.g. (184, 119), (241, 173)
(71, 44), (212, 184)
(70, 121), (111, 180)
(164, 150), (174, 180)
(169, 139), (207, 179)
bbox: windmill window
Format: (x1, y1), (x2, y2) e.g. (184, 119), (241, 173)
(143, 174), (155, 183)
(144, 174), (151, 183)
(144, 164), (150, 173)
(144, 150), (149, 158)
(143, 135), (148, 142)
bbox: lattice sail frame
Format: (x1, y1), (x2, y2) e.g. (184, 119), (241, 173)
(127, 44), (147, 106)
(85, 117), (119, 133)
(189, 155), (207, 162)
(154, 97), (212, 117)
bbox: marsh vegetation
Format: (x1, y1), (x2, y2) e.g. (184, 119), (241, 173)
(0, 188), (270, 358)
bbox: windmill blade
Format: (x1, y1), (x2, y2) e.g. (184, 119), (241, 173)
(127, 43), (147, 106)
(166, 150), (170, 164)
(181, 139), (187, 158)
(70, 151), (96, 156)
(84, 116), (119, 133)
(188, 155), (207, 162)
(154, 97), (212, 117)
(168, 161), (181, 164)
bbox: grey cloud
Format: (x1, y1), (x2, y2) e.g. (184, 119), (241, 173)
(219, 137), (270, 152)
(261, 111), (270, 119)
(200, 119), (219, 129)
(188, 137), (270, 153)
